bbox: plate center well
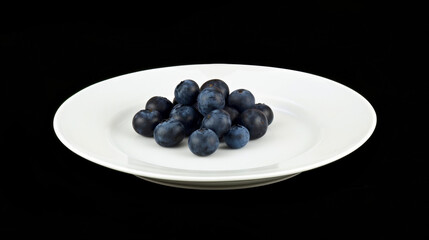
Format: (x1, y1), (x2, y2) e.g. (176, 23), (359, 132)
(109, 97), (320, 172)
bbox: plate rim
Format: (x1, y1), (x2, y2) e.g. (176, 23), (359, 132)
(53, 63), (377, 182)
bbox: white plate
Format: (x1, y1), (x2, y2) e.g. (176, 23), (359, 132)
(53, 64), (376, 190)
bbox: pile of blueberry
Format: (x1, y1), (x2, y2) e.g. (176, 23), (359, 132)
(132, 79), (274, 156)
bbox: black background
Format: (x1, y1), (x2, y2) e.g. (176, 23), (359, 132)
(2, 3), (427, 238)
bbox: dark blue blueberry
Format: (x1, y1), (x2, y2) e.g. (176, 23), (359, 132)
(174, 79), (200, 105)
(200, 79), (229, 100)
(201, 109), (231, 138)
(224, 125), (250, 149)
(223, 105), (240, 124)
(238, 109), (268, 140)
(132, 109), (163, 137)
(253, 103), (274, 125)
(197, 87), (225, 116)
(153, 119), (185, 147)
(227, 89), (255, 113)
(188, 128), (219, 156)
(145, 96), (173, 119)
(169, 104), (202, 136)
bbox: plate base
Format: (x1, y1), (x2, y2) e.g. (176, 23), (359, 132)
(135, 173), (301, 190)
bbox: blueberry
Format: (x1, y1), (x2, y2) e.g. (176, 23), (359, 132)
(169, 104), (201, 136)
(200, 79), (229, 100)
(223, 105), (240, 124)
(238, 109), (268, 140)
(197, 87), (225, 116)
(188, 128), (219, 156)
(145, 96), (173, 119)
(132, 109), (163, 137)
(227, 89), (255, 113)
(201, 109), (231, 138)
(253, 103), (274, 125)
(174, 79), (200, 105)
(153, 119), (185, 147)
(224, 125), (250, 149)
